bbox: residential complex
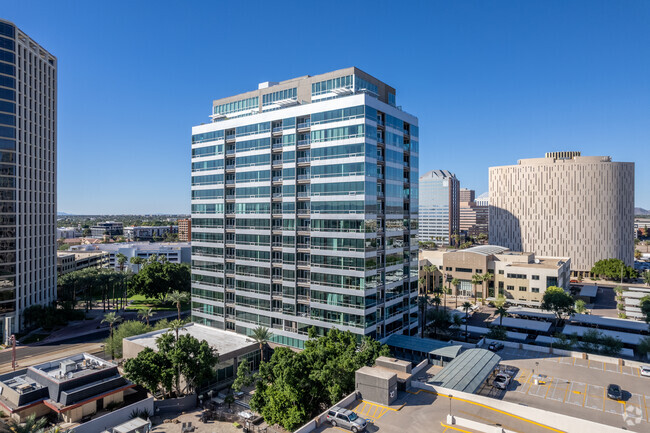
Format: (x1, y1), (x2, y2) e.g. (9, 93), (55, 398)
(190, 67), (419, 348)
(69, 242), (190, 272)
(89, 221), (123, 238)
(489, 152), (634, 275)
(178, 218), (191, 242)
(418, 170), (459, 245)
(419, 245), (570, 304)
(0, 20), (57, 335)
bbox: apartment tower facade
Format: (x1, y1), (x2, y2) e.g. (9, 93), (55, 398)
(0, 20), (57, 337)
(418, 170), (459, 245)
(489, 152), (634, 275)
(190, 68), (419, 348)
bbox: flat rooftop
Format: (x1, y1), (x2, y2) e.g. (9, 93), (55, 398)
(125, 323), (257, 354)
(31, 353), (113, 382)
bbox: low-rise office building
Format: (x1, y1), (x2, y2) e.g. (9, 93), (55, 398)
(69, 242), (191, 272)
(123, 323), (259, 391)
(90, 222), (124, 239)
(419, 245), (570, 304)
(56, 251), (110, 276)
(57, 227), (82, 239)
(124, 226), (177, 241)
(0, 353), (133, 423)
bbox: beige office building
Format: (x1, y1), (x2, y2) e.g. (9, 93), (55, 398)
(419, 246), (570, 305)
(489, 152), (634, 275)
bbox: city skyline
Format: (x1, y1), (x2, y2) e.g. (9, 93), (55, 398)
(2, 0), (650, 213)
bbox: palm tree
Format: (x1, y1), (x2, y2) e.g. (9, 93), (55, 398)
(426, 265), (437, 293)
(471, 274), (483, 304)
(1, 413), (48, 433)
(168, 319), (186, 341)
(165, 290), (189, 321)
(138, 307), (155, 326)
(418, 277), (426, 296)
(462, 301), (472, 342)
(116, 252), (128, 272)
(432, 295), (442, 313)
(251, 326), (273, 362)
(574, 300), (588, 314)
(451, 278), (461, 308)
(417, 295), (430, 338)
(130, 256), (146, 273)
(102, 312), (123, 360)
(442, 286), (450, 310)
(643, 270), (650, 286)
(495, 305), (508, 326)
(482, 271), (494, 301)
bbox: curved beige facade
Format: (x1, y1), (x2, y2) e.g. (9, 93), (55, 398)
(489, 154), (634, 273)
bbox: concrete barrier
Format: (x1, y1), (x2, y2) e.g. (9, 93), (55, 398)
(72, 397), (154, 433)
(521, 343), (550, 354)
(154, 393), (197, 415)
(411, 359), (429, 377)
(451, 415), (515, 433)
(411, 381), (628, 433)
(295, 391), (359, 433)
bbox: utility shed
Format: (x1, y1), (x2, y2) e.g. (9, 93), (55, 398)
(355, 366), (398, 406)
(427, 348), (501, 394)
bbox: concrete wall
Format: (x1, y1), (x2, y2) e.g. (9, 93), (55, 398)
(412, 381), (628, 433)
(294, 392), (359, 433)
(355, 370), (397, 406)
(73, 397), (154, 433)
(154, 393), (197, 415)
(411, 359), (429, 378)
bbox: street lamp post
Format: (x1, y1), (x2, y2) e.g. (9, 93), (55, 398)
(449, 394), (453, 417)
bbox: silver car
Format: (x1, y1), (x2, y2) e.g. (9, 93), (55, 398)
(326, 406), (367, 432)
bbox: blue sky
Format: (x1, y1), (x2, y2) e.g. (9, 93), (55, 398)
(3, 0), (649, 213)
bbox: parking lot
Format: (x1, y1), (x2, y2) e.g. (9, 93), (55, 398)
(478, 347), (650, 431)
(314, 388), (564, 433)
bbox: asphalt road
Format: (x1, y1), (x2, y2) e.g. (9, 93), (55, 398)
(0, 341), (106, 373)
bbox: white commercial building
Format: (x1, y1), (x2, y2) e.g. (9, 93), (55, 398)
(124, 225), (177, 241)
(57, 227), (82, 239)
(489, 152), (634, 275)
(418, 170), (460, 245)
(69, 242), (191, 272)
(0, 20), (57, 335)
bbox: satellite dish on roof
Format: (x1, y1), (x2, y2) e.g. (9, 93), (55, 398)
(534, 259), (540, 264)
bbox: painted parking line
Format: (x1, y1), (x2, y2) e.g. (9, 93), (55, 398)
(588, 360), (603, 371)
(574, 358), (589, 368)
(625, 393), (645, 422)
(622, 365), (639, 376)
(548, 378), (570, 402)
(645, 395), (650, 422)
(528, 378), (553, 398)
(559, 357), (574, 365)
(584, 385), (604, 410)
(565, 381), (586, 406)
(604, 363), (619, 373)
(603, 395), (625, 415)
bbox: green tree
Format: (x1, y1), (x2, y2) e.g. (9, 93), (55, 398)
(103, 320), (151, 359)
(451, 278), (460, 306)
(116, 252), (128, 272)
(129, 256), (146, 273)
(574, 299), (588, 314)
(540, 286), (575, 326)
(124, 347), (175, 397)
(590, 258), (638, 281)
(0, 413), (48, 433)
(495, 305), (508, 326)
(137, 308), (155, 326)
(482, 271), (494, 300)
(493, 296), (506, 308)
(129, 261), (190, 301)
(599, 335), (623, 356)
(102, 312), (123, 359)
(250, 328), (389, 431)
(471, 274), (483, 304)
(232, 360), (253, 392)
(487, 326), (507, 341)
(417, 294), (430, 338)
(643, 270), (650, 287)
(426, 309), (451, 339)
(579, 329), (601, 353)
(165, 290), (189, 320)
(251, 326), (273, 362)
(637, 336), (650, 357)
(640, 295), (650, 324)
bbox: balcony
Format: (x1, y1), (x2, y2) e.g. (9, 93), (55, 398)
(272, 176), (282, 182)
(297, 139), (311, 147)
(297, 121), (311, 129)
(297, 174), (310, 181)
(297, 260), (310, 267)
(226, 149), (235, 156)
(272, 160), (283, 167)
(225, 133), (236, 141)
(297, 192), (310, 198)
(297, 157), (310, 164)
(272, 142), (283, 149)
(272, 126), (283, 133)
(297, 209), (310, 215)
(226, 179), (235, 186)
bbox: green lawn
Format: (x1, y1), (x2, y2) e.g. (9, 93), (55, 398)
(125, 295), (189, 312)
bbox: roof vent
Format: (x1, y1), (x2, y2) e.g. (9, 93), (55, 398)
(258, 81), (278, 90)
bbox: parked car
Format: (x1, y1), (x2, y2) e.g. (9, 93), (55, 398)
(606, 384), (623, 400)
(493, 373), (510, 390)
(640, 366), (650, 377)
(488, 342), (504, 351)
(326, 406), (367, 432)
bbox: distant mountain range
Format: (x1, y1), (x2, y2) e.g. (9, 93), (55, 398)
(57, 211), (71, 216)
(635, 208), (650, 216)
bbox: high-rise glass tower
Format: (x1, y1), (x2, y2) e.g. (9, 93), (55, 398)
(418, 170), (459, 245)
(0, 20), (57, 338)
(190, 68), (419, 348)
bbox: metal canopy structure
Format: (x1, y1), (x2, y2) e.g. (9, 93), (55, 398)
(386, 334), (463, 360)
(427, 348), (501, 394)
(495, 317), (552, 333)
